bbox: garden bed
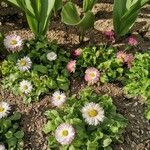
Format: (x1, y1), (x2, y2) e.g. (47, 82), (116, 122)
(0, 1), (150, 150)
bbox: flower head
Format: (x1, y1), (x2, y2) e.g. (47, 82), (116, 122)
(47, 52), (57, 61)
(72, 48), (81, 57)
(116, 51), (127, 63)
(85, 67), (100, 85)
(19, 80), (33, 94)
(128, 36), (138, 46)
(0, 144), (6, 150)
(81, 102), (104, 126)
(4, 34), (23, 52)
(104, 30), (115, 43)
(0, 102), (11, 119)
(125, 53), (134, 68)
(51, 91), (66, 107)
(55, 123), (75, 145)
(17, 56), (32, 71)
(66, 60), (76, 73)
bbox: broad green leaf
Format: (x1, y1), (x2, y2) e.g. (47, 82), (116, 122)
(61, 2), (80, 25)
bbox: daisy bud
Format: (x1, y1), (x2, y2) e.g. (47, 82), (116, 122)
(66, 60), (76, 73)
(47, 52), (57, 61)
(104, 30), (115, 43)
(116, 51), (127, 63)
(128, 36), (138, 46)
(72, 48), (81, 57)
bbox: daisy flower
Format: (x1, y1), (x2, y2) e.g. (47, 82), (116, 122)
(66, 60), (76, 73)
(17, 56), (32, 71)
(51, 91), (66, 107)
(55, 123), (75, 145)
(4, 34), (23, 52)
(0, 102), (11, 119)
(116, 51), (127, 63)
(19, 80), (33, 94)
(47, 52), (57, 61)
(81, 102), (104, 126)
(128, 36), (138, 46)
(0, 144), (6, 150)
(84, 67), (100, 85)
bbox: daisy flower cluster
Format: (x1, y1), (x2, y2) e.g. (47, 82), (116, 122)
(116, 51), (134, 68)
(44, 88), (127, 149)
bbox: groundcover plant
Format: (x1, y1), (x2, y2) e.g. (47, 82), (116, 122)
(0, 38), (70, 103)
(43, 88), (127, 150)
(73, 46), (133, 84)
(124, 52), (150, 119)
(0, 102), (24, 150)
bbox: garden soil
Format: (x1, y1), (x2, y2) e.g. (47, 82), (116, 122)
(0, 0), (150, 150)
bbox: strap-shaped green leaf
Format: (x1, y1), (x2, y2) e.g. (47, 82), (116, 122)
(38, 0), (55, 35)
(53, 0), (63, 13)
(61, 2), (81, 25)
(83, 0), (97, 12)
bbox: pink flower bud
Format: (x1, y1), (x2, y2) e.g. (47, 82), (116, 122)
(128, 36), (138, 46)
(72, 48), (81, 57)
(104, 30), (115, 43)
(66, 60), (76, 73)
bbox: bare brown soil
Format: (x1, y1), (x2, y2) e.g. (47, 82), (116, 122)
(0, 1), (150, 150)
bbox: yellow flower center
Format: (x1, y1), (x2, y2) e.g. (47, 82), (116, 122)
(20, 60), (27, 66)
(10, 39), (17, 45)
(88, 109), (98, 117)
(62, 130), (68, 137)
(89, 72), (95, 78)
(23, 85), (28, 90)
(57, 96), (61, 100)
(0, 106), (4, 112)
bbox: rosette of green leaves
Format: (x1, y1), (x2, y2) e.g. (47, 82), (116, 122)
(113, 0), (150, 38)
(124, 52), (150, 120)
(0, 112), (24, 150)
(75, 47), (125, 83)
(61, 0), (97, 42)
(0, 40), (70, 103)
(43, 88), (127, 149)
(7, 0), (55, 38)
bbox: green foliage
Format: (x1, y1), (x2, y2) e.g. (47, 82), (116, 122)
(44, 88), (127, 149)
(61, 0), (96, 42)
(75, 47), (126, 83)
(0, 112), (24, 150)
(113, 0), (150, 38)
(7, 0), (55, 38)
(0, 40), (70, 103)
(123, 52), (150, 119)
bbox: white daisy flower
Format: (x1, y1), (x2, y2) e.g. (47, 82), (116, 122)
(47, 52), (57, 61)
(0, 144), (6, 150)
(17, 56), (32, 71)
(19, 80), (33, 94)
(0, 102), (11, 119)
(4, 34), (23, 52)
(51, 91), (66, 107)
(81, 102), (105, 126)
(55, 123), (75, 145)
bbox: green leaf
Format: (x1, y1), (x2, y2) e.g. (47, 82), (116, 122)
(5, 130), (13, 139)
(83, 0), (97, 12)
(33, 64), (48, 74)
(61, 2), (80, 25)
(14, 131), (24, 139)
(10, 112), (21, 121)
(103, 138), (112, 147)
